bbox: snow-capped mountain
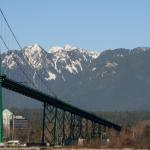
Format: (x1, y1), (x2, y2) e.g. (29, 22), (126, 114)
(2, 45), (150, 111)
(3, 44), (99, 80)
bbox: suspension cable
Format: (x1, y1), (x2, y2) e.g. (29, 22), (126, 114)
(0, 8), (57, 97)
(0, 34), (37, 88)
(0, 8), (22, 50)
(0, 35), (9, 50)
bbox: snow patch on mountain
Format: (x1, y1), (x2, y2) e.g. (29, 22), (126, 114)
(25, 44), (43, 54)
(49, 45), (100, 64)
(89, 51), (100, 59)
(49, 46), (63, 53)
(105, 62), (118, 68)
(64, 44), (77, 51)
(49, 44), (77, 53)
(62, 75), (66, 81)
(23, 44), (46, 69)
(92, 67), (96, 71)
(133, 47), (150, 54)
(51, 51), (69, 73)
(2, 53), (24, 69)
(66, 64), (78, 74)
(74, 60), (83, 71)
(45, 71), (56, 80)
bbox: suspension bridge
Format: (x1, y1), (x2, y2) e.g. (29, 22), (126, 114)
(0, 8), (121, 146)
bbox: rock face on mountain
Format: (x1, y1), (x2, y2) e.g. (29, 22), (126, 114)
(2, 44), (150, 111)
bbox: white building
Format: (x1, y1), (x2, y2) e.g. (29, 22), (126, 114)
(3, 109), (13, 138)
(3, 109), (28, 140)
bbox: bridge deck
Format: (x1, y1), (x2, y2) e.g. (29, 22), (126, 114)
(0, 75), (121, 131)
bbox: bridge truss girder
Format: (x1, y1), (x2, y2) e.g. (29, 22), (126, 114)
(0, 75), (121, 146)
(42, 102), (115, 146)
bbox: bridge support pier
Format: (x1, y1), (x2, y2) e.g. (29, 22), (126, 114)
(42, 103), (113, 147)
(41, 102), (46, 146)
(62, 110), (65, 146)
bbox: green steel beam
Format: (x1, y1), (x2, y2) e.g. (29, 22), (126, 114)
(0, 78), (3, 142)
(0, 48), (3, 142)
(1, 75), (121, 132)
(54, 108), (58, 146)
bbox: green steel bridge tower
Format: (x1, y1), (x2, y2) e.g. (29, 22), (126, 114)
(0, 46), (3, 142)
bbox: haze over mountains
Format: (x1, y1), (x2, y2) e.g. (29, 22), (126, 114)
(2, 44), (150, 111)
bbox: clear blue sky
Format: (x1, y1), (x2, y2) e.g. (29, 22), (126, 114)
(1, 0), (150, 51)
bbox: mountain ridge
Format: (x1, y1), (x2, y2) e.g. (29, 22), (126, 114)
(2, 44), (150, 111)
